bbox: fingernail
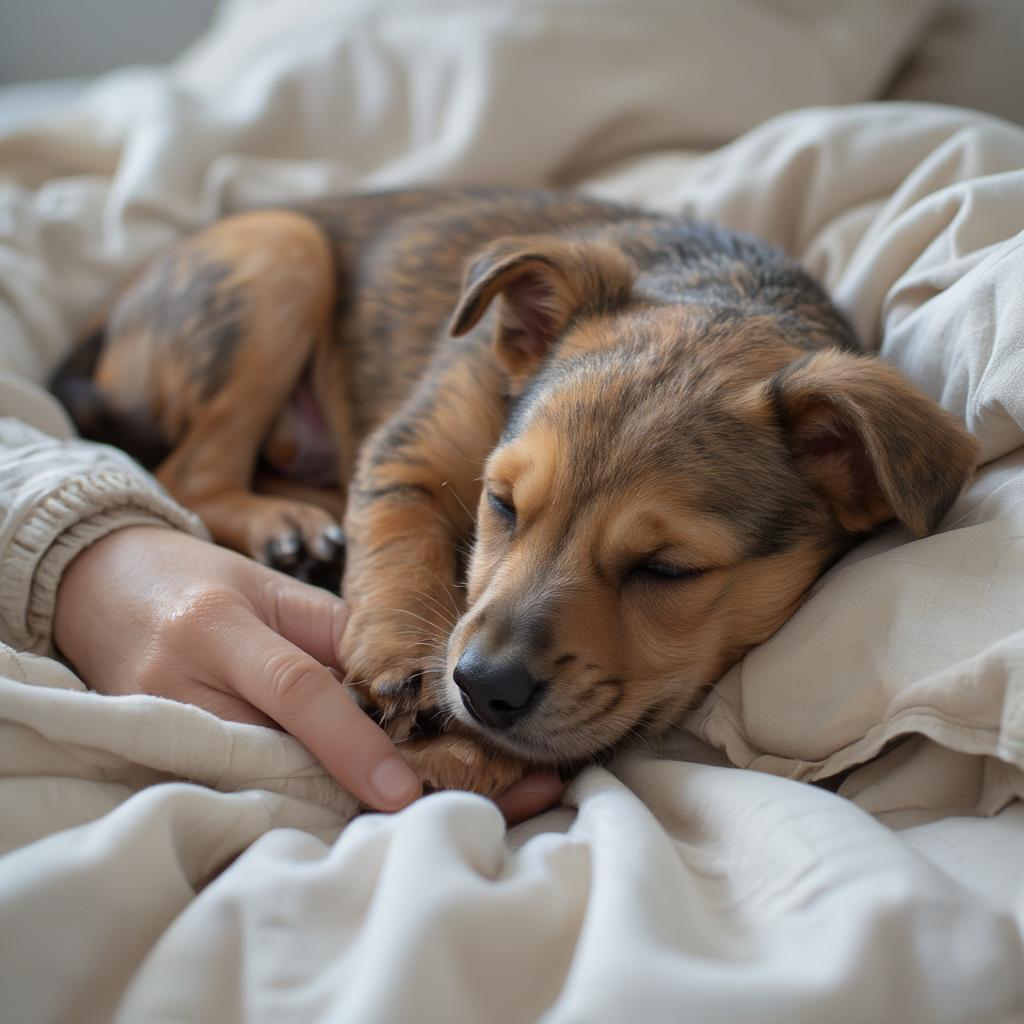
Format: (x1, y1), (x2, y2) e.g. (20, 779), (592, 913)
(370, 756), (421, 810)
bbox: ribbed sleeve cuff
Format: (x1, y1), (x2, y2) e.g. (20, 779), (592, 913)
(2, 466), (208, 656)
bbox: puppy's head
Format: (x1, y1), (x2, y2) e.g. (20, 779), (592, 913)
(441, 234), (978, 766)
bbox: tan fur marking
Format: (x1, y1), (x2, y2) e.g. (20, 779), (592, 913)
(97, 211), (337, 555)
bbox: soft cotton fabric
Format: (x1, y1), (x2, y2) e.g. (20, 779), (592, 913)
(1, 1), (1023, 1019)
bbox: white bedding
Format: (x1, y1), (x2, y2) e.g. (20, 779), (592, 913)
(1, 2), (1023, 1021)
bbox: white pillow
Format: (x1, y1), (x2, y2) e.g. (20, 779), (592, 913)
(174, 0), (939, 181)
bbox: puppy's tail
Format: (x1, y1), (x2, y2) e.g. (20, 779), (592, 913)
(50, 329), (171, 470)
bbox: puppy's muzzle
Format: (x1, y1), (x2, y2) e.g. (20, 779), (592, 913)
(453, 641), (540, 729)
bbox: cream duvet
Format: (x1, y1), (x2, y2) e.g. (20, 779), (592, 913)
(1, 2), (1022, 1020)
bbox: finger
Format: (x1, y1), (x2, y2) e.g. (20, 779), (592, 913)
(256, 573), (349, 669)
(190, 688), (280, 729)
(212, 608), (421, 812)
(493, 772), (564, 825)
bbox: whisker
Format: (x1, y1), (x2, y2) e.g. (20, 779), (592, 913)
(417, 568), (465, 619)
(440, 479), (475, 523)
(381, 624), (448, 645)
(386, 607), (449, 633)
(405, 587), (458, 628)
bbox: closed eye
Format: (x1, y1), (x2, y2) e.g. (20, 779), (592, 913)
(488, 491), (517, 526)
(629, 561), (706, 583)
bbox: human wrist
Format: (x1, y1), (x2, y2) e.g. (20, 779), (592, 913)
(0, 428), (207, 656)
(53, 524), (174, 666)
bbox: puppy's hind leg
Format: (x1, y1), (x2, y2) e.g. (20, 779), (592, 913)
(95, 210), (342, 569)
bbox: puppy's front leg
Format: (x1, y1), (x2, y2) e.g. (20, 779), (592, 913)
(341, 339), (503, 728)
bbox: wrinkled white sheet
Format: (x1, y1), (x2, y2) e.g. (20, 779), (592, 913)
(2, 2), (1024, 1020)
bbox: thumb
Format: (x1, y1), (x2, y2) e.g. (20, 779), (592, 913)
(214, 578), (421, 812)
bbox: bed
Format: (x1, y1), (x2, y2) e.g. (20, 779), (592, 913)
(1, 1), (1023, 1020)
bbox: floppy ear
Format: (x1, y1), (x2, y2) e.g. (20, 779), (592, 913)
(769, 350), (979, 537)
(448, 235), (635, 379)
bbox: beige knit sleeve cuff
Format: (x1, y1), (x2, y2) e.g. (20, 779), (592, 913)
(0, 418), (208, 657)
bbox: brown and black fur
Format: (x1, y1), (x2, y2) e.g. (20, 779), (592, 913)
(52, 187), (979, 795)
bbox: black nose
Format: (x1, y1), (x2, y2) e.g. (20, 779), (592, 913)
(453, 643), (539, 729)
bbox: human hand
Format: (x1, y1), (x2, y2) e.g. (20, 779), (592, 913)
(53, 527), (561, 821)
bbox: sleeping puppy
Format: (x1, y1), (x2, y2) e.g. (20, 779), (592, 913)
(52, 187), (979, 796)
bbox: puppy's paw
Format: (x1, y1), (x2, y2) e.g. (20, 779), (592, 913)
(258, 512), (346, 590)
(400, 733), (527, 798)
(354, 669), (434, 739)
(341, 609), (447, 718)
